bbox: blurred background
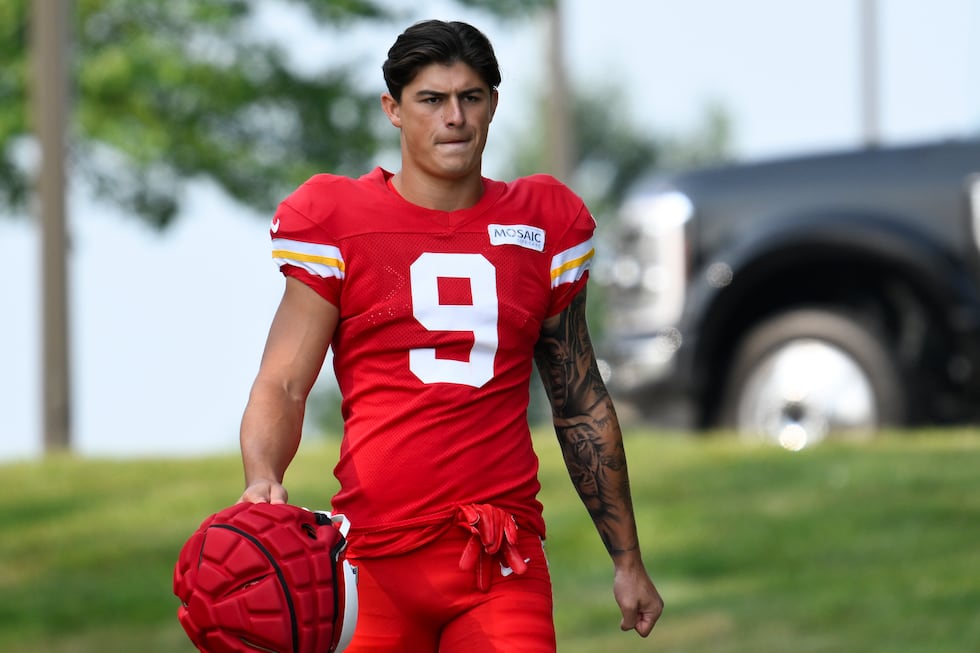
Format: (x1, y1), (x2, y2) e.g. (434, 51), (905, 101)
(2, 4), (980, 652)
(2, 0), (979, 461)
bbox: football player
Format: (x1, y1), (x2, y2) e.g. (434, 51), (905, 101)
(237, 19), (664, 652)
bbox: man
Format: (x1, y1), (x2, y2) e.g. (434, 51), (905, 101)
(238, 19), (663, 652)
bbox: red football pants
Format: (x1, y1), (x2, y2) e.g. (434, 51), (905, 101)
(344, 524), (556, 652)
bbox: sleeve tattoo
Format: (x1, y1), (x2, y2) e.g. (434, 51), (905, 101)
(534, 289), (640, 557)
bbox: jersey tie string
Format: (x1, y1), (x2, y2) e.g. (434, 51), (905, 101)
(456, 503), (528, 592)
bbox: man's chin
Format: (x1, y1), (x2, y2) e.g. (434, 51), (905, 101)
(432, 159), (480, 180)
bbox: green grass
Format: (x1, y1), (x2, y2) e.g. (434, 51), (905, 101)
(1, 429), (979, 652)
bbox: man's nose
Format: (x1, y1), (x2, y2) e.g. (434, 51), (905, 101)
(444, 97), (465, 126)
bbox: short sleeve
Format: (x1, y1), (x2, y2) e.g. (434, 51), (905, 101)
(546, 202), (596, 317)
(269, 180), (344, 306)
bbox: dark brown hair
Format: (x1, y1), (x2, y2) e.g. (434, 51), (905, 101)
(382, 20), (501, 102)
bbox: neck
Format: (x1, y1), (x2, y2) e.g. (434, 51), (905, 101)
(390, 169), (484, 212)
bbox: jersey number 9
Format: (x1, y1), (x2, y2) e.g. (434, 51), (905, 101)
(409, 252), (499, 388)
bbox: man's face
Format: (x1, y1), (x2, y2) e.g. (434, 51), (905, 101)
(382, 61), (498, 182)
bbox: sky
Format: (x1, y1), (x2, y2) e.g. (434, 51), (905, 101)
(2, 0), (978, 461)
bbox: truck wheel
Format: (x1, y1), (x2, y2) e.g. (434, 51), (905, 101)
(720, 308), (905, 449)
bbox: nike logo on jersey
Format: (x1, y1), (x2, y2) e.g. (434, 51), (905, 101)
(500, 558), (531, 577)
(488, 224), (545, 252)
(271, 218), (281, 233)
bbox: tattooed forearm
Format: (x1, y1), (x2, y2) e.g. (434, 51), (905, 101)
(535, 291), (608, 418)
(535, 290), (640, 557)
(554, 417), (637, 554)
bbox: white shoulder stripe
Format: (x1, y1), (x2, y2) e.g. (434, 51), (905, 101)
(271, 238), (345, 279)
(550, 238), (594, 288)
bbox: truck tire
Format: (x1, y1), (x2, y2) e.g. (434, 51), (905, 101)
(720, 308), (906, 449)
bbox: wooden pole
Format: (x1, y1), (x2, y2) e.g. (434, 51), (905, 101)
(545, 0), (574, 181)
(32, 0), (72, 453)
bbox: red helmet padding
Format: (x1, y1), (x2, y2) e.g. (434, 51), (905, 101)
(174, 502), (349, 653)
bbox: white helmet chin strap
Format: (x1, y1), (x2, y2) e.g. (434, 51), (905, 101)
(336, 559), (359, 651)
(313, 510), (358, 652)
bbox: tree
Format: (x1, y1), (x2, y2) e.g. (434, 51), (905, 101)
(511, 84), (731, 219)
(4, 0), (550, 454)
(2, 0), (552, 227)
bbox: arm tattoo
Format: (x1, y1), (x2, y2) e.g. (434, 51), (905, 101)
(534, 289), (640, 557)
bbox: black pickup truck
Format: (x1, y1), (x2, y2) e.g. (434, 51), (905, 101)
(596, 137), (980, 448)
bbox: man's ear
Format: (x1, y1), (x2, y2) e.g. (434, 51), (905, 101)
(488, 88), (499, 123)
(381, 92), (402, 128)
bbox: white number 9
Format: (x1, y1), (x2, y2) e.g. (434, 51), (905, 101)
(409, 252), (498, 387)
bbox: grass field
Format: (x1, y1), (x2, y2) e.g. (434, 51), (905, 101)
(1, 429), (978, 652)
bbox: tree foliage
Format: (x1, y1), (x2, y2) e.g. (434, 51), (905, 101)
(1, 0), (548, 227)
(0, 1), (31, 215)
(3, 0), (718, 229)
(511, 83), (731, 219)
(73, 0), (394, 227)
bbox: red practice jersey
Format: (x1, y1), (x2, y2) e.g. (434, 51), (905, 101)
(270, 168), (595, 555)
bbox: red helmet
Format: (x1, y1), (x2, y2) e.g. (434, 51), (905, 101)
(174, 502), (357, 653)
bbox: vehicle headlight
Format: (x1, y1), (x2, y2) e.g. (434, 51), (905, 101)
(612, 189), (693, 328)
(970, 174), (980, 253)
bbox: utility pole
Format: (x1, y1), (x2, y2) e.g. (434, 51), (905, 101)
(545, 0), (574, 181)
(859, 0), (880, 147)
(32, 0), (72, 453)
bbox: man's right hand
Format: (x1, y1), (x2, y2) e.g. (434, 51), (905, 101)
(238, 480), (289, 505)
